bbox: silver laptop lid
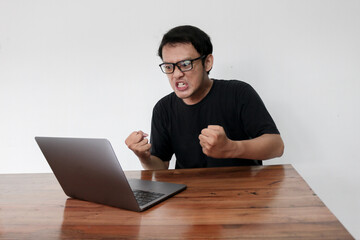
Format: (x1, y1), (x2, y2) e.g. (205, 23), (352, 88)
(35, 137), (186, 212)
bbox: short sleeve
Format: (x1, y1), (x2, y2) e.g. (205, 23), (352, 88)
(239, 84), (280, 138)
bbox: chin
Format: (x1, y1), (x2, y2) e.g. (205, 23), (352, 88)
(174, 91), (189, 99)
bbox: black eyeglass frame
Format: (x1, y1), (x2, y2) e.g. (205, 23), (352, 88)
(159, 55), (206, 74)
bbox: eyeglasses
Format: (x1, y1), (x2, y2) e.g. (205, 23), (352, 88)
(159, 55), (206, 74)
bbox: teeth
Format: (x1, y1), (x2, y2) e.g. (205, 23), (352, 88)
(178, 82), (185, 87)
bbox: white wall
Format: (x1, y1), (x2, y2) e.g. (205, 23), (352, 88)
(1, 0), (359, 238)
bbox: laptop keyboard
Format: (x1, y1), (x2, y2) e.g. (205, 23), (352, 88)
(133, 190), (165, 206)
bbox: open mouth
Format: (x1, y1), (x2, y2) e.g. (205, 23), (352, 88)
(176, 81), (188, 91)
(175, 82), (188, 91)
(177, 82), (186, 88)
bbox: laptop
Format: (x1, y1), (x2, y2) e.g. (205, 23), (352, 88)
(35, 137), (186, 212)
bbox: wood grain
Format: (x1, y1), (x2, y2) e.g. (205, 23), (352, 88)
(0, 165), (354, 239)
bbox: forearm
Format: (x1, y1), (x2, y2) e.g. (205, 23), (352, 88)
(140, 155), (169, 170)
(229, 134), (284, 160)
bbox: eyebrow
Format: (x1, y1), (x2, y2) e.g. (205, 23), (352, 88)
(162, 58), (193, 64)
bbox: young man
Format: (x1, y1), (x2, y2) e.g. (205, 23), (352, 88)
(125, 25), (284, 170)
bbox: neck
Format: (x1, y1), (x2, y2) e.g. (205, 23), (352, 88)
(183, 78), (213, 105)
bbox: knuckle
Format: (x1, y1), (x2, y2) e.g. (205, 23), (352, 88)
(207, 138), (215, 146)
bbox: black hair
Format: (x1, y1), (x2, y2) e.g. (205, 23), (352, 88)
(158, 25), (213, 60)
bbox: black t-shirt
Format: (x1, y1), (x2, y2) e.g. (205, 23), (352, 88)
(150, 79), (280, 169)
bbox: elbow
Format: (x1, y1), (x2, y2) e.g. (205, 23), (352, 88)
(278, 143), (284, 158)
(266, 134), (284, 159)
(276, 137), (285, 158)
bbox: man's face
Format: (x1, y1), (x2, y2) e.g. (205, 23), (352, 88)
(161, 43), (213, 105)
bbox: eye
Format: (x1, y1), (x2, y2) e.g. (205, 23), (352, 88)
(161, 64), (173, 70)
(179, 60), (191, 67)
(164, 64), (172, 70)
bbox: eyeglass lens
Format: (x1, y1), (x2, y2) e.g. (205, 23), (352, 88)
(161, 60), (192, 74)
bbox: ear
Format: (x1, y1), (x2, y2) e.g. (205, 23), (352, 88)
(204, 54), (214, 73)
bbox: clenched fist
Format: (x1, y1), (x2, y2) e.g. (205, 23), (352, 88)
(125, 131), (151, 161)
(198, 125), (237, 159)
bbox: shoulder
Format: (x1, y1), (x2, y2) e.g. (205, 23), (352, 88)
(212, 79), (255, 95)
(156, 92), (176, 105)
(213, 79), (250, 87)
(153, 92), (176, 113)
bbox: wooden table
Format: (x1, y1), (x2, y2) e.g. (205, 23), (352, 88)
(0, 165), (353, 239)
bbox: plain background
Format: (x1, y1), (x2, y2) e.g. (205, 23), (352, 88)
(1, 0), (359, 238)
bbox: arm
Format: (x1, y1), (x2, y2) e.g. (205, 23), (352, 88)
(125, 131), (169, 170)
(141, 155), (169, 170)
(199, 125), (284, 160)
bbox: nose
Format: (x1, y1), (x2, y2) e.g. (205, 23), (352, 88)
(172, 65), (185, 78)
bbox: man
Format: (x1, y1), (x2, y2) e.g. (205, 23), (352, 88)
(125, 25), (284, 170)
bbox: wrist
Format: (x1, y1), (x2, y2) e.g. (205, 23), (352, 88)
(139, 155), (151, 164)
(140, 156), (153, 170)
(228, 140), (245, 159)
